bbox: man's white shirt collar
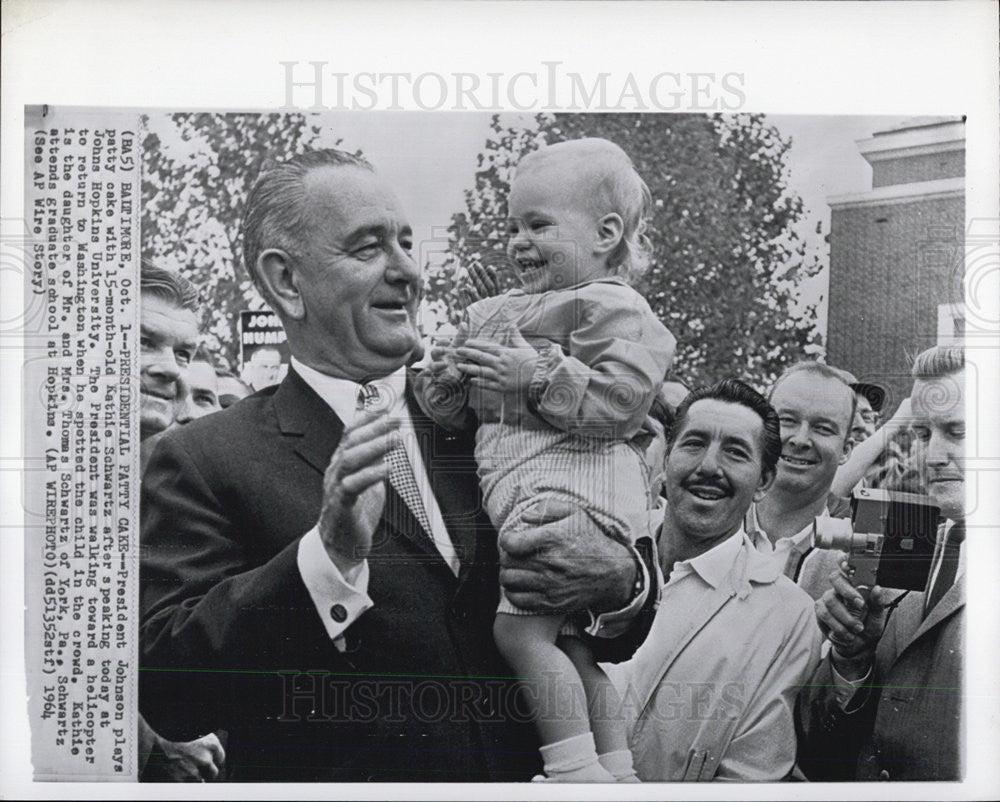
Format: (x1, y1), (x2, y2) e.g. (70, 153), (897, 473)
(747, 502), (825, 554)
(666, 526), (746, 590)
(291, 357), (407, 425)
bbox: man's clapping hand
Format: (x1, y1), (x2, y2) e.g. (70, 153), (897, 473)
(317, 409), (399, 574)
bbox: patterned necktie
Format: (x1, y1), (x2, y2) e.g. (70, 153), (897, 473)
(924, 520), (964, 619)
(358, 384), (433, 536)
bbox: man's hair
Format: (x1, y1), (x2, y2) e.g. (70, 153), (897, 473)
(668, 378), (782, 479)
(250, 345), (282, 362)
(140, 260), (200, 314)
(241, 149), (373, 302)
(515, 138), (653, 279)
(912, 343), (965, 380)
(769, 360), (857, 435)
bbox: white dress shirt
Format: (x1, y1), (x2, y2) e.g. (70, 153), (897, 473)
(745, 501), (825, 580)
(293, 359), (458, 646)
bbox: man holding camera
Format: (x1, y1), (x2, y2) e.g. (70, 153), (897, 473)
(796, 344), (965, 781)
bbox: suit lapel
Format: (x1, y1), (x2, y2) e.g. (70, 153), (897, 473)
(427, 441), (481, 584)
(891, 523), (965, 661)
(275, 368), (452, 570)
(896, 575), (965, 662)
(882, 590), (924, 664)
(273, 369), (344, 475)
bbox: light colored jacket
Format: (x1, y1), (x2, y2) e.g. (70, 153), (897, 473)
(415, 278), (675, 437)
(608, 532), (822, 781)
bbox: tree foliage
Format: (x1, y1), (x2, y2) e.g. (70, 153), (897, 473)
(425, 113), (823, 389)
(141, 113), (323, 367)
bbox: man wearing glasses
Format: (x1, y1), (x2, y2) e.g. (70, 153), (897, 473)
(847, 379), (884, 446)
(830, 376), (918, 501)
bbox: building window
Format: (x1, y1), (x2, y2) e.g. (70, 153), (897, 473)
(936, 302), (965, 344)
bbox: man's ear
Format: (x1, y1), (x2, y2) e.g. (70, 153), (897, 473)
(752, 466), (777, 503)
(594, 212), (624, 255)
(839, 434), (855, 466)
(257, 249), (305, 320)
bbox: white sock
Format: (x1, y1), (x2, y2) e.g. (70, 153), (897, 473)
(539, 733), (616, 782)
(599, 749), (640, 782)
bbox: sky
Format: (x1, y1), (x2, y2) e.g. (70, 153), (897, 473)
(307, 112), (911, 339)
(151, 111), (912, 340)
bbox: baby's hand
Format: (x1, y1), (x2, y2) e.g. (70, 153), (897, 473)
(427, 346), (464, 382)
(456, 262), (503, 309)
(454, 329), (539, 396)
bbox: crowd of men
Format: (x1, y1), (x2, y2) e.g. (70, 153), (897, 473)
(135, 148), (966, 783)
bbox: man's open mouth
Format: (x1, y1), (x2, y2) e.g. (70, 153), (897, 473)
(780, 455), (816, 467)
(684, 484), (729, 501)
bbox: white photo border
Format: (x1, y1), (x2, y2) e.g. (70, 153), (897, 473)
(2, 1), (998, 799)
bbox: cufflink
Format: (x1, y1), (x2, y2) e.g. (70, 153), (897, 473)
(330, 603), (348, 623)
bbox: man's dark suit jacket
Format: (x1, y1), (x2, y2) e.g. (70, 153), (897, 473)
(796, 574), (964, 780)
(140, 368), (546, 781)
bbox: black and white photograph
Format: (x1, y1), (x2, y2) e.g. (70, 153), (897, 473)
(133, 109), (970, 783)
(2, 1), (998, 798)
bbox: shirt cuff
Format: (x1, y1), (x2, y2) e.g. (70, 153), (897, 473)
(582, 541), (651, 638)
(297, 526), (374, 643)
(830, 655), (873, 712)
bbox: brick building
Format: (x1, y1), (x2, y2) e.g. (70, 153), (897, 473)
(825, 117), (965, 412)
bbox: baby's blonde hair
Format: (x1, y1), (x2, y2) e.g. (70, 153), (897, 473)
(515, 138), (653, 279)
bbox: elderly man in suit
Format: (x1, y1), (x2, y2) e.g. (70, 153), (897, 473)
(797, 343), (966, 780)
(139, 149), (653, 781)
